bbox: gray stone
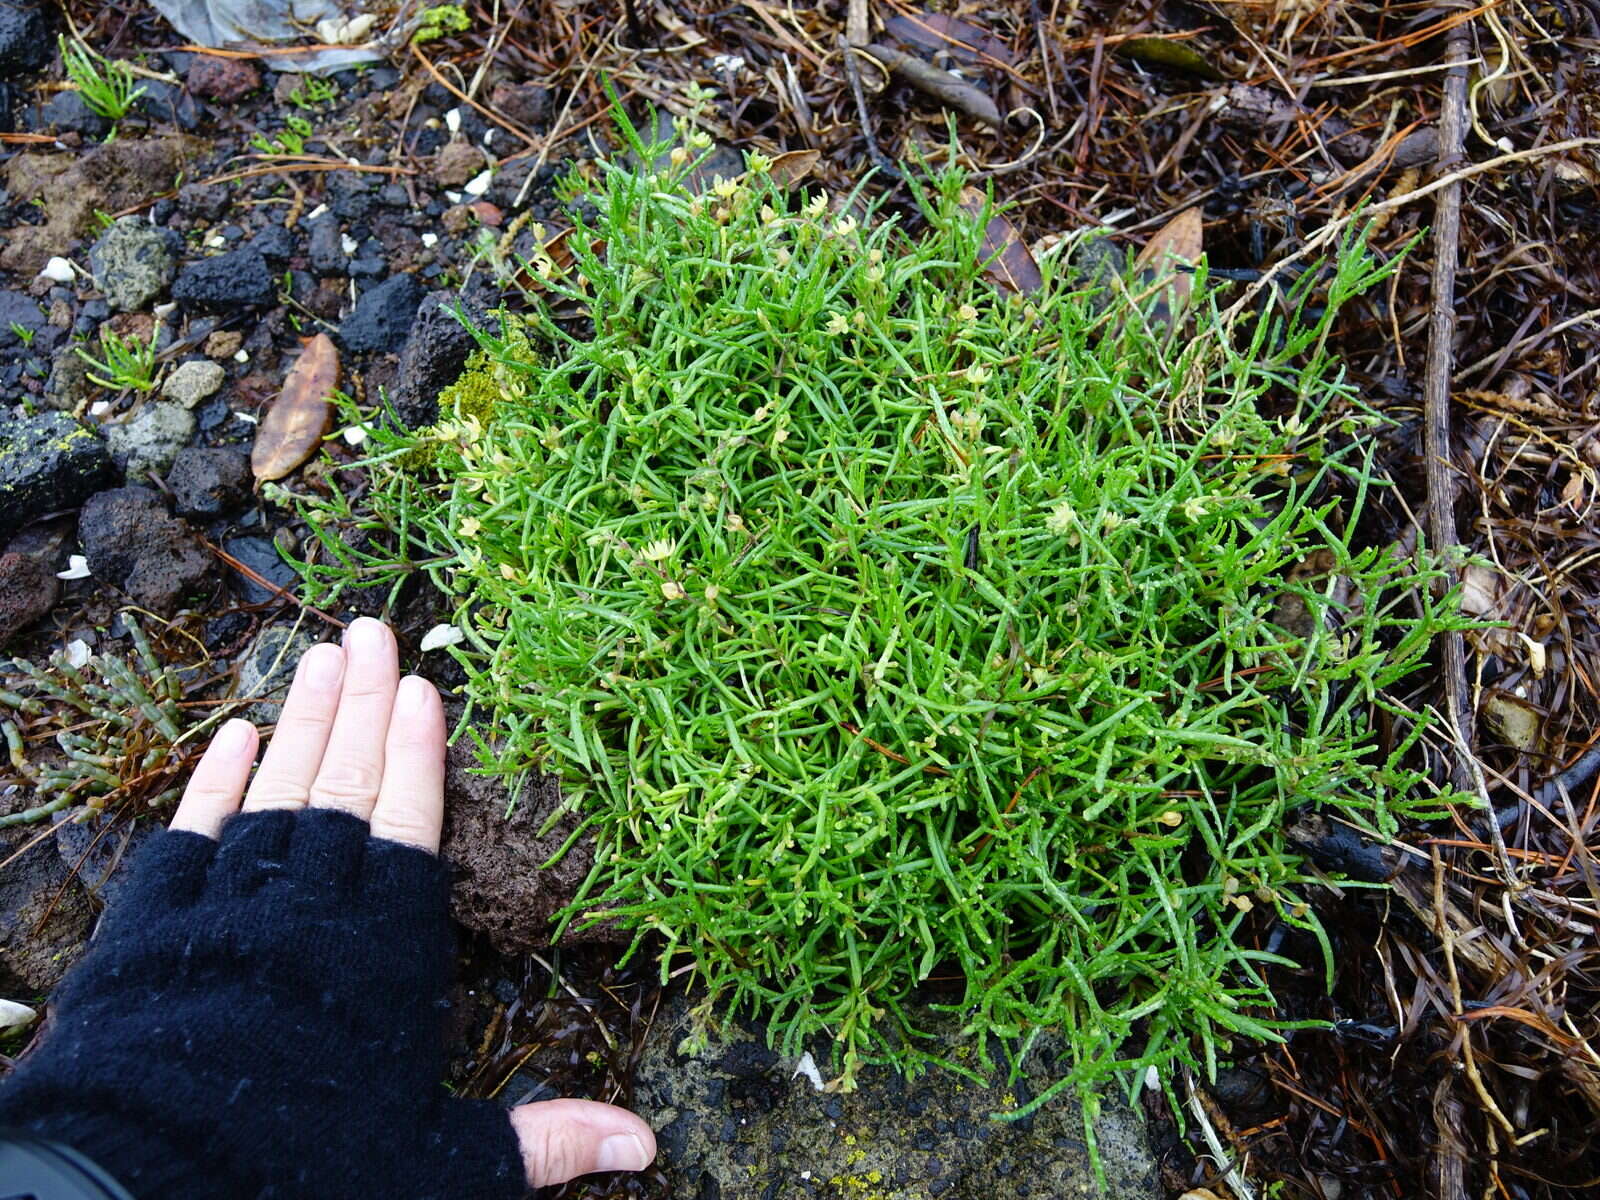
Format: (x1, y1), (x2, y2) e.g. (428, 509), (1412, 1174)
(0, 0), (50, 84)
(232, 622), (321, 724)
(630, 998), (1160, 1199)
(0, 408), (115, 541)
(44, 346), (99, 413)
(166, 446), (250, 519)
(78, 485), (214, 615)
(0, 824), (92, 994)
(172, 248), (275, 311)
(104, 401), (196, 480)
(0, 289), (47, 353)
(0, 549), (56, 647)
(161, 359), (226, 409)
(89, 218), (178, 313)
(339, 273), (426, 354)
(222, 534), (296, 605)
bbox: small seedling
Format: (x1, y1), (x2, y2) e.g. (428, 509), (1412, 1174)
(9, 322), (33, 347)
(58, 34), (145, 125)
(288, 77), (338, 109)
(77, 325), (160, 393)
(251, 114), (313, 156)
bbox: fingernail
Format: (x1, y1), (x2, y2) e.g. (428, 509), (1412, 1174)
(595, 1133), (649, 1173)
(343, 617), (388, 654)
(302, 642), (344, 688)
(396, 674), (433, 715)
(212, 718), (253, 756)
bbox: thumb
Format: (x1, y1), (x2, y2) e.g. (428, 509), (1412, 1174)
(508, 1098), (657, 1189)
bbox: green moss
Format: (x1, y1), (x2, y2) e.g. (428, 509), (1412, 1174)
(413, 4), (470, 43)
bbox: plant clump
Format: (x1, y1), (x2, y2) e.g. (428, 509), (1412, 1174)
(1, 616), (205, 829)
(286, 119), (1459, 1103)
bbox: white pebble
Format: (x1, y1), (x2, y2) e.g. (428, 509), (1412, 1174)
(56, 554), (91, 581)
(341, 425), (368, 446)
(444, 108), (462, 134)
(463, 169), (493, 197)
(63, 638), (93, 668)
(420, 624), (466, 652)
(341, 233), (359, 256)
(0, 999), (37, 1032)
(38, 256), (76, 284)
(420, 232), (439, 248)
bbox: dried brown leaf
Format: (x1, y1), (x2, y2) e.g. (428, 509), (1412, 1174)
(883, 11), (1017, 67)
(1134, 207), (1203, 320)
(958, 186), (1042, 295)
(766, 148), (821, 187)
(251, 333), (339, 483)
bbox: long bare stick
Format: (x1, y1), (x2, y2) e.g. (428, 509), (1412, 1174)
(1424, 21), (1473, 794)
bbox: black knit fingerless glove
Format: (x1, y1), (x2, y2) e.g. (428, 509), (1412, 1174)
(0, 808), (529, 1199)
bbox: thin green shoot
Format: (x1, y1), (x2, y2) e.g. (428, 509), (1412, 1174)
(58, 35), (145, 124)
(78, 325), (159, 393)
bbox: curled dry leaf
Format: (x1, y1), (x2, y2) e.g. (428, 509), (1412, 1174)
(251, 333), (340, 483)
(1134, 207), (1203, 326)
(883, 10), (1018, 68)
(958, 186), (1043, 295)
(765, 148), (821, 188)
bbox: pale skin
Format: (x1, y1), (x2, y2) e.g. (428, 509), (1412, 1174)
(169, 616), (658, 1190)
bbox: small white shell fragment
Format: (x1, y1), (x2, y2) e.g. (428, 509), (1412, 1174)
(445, 191), (463, 204)
(420, 232), (439, 248)
(444, 108), (462, 134)
(153, 302), (177, 321)
(234, 350), (251, 364)
(341, 233), (359, 256)
(463, 169), (493, 197)
(792, 1051), (825, 1092)
(89, 400), (112, 419)
(39, 256), (76, 283)
(233, 410), (259, 425)
(420, 624), (466, 652)
(63, 638), (93, 668)
(341, 425), (368, 446)
(483, 127), (497, 147)
(56, 554), (91, 581)
(305, 203), (329, 221)
(316, 13), (377, 44)
(0, 999), (37, 1031)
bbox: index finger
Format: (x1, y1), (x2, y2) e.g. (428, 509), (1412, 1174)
(369, 674), (447, 851)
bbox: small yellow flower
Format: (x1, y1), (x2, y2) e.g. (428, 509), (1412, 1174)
(965, 364), (990, 385)
(759, 203), (778, 225)
(1212, 426), (1238, 448)
(1102, 511), (1134, 532)
(957, 303), (979, 322)
(642, 538), (676, 562)
(745, 151), (772, 174)
(704, 584), (722, 602)
(726, 513), (747, 533)
(825, 313), (850, 335)
(669, 146), (691, 168)
(867, 248), (883, 265)
(834, 215), (857, 237)
(711, 176), (740, 200)
(660, 580), (686, 601)
(1045, 501), (1077, 536)
(773, 426), (790, 444)
(864, 265), (884, 284)
(852, 310), (866, 329)
(499, 562), (519, 582)
(803, 193), (827, 219)
(773, 247), (791, 267)
(1181, 496), (1211, 521)
(458, 516), (481, 538)
(1157, 809), (1184, 828)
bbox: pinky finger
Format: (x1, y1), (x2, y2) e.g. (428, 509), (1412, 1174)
(170, 719), (259, 839)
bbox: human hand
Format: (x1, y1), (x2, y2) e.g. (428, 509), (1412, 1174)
(0, 617), (655, 1198)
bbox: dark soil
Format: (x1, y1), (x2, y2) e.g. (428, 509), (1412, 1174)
(0, 2), (1596, 1198)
